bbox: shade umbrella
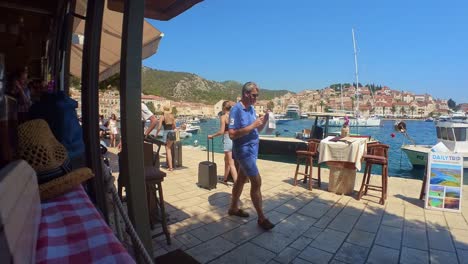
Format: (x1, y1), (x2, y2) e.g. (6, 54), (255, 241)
(70, 0), (163, 81)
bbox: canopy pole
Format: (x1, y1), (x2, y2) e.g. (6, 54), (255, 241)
(119, 0), (153, 258)
(63, 0), (76, 94)
(81, 0), (108, 221)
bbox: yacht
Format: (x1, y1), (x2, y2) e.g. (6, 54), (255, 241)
(436, 111), (467, 123)
(285, 104), (301, 119)
(401, 120), (468, 168)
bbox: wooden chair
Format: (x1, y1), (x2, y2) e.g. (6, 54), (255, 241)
(293, 139), (321, 190)
(357, 143), (389, 205)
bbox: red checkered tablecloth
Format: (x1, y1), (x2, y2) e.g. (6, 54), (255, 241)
(36, 185), (135, 264)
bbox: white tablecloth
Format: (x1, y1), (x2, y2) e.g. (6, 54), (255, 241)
(318, 136), (368, 170)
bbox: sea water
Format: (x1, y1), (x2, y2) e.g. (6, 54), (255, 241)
(178, 118), (467, 180)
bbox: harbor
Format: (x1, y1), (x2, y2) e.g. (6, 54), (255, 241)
(108, 146), (468, 263)
(174, 118), (468, 180)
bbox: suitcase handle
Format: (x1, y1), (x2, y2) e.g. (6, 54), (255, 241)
(207, 136), (214, 162)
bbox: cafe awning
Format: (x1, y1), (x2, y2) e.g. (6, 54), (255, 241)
(70, 1), (163, 81)
(107, 0), (203, 21)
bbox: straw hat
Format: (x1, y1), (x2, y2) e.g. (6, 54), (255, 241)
(18, 119), (70, 181)
(17, 119), (93, 198)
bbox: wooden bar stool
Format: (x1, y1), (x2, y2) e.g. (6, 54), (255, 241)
(358, 143), (389, 205)
(144, 166), (171, 245)
(117, 142), (171, 245)
(293, 139), (321, 190)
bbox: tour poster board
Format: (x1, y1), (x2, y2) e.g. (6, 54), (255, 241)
(425, 152), (463, 212)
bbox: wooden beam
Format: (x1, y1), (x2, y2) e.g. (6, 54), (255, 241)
(63, 0), (76, 94)
(0, 1), (53, 16)
(80, 0), (108, 222)
(119, 0), (152, 257)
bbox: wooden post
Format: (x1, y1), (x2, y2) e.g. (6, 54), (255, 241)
(62, 0), (76, 94)
(81, 0), (108, 221)
(119, 0), (153, 257)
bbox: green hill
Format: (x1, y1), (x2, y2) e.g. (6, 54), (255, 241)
(93, 67), (291, 104)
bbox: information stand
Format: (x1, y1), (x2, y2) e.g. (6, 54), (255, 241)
(424, 152), (463, 212)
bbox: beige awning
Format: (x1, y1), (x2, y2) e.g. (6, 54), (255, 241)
(70, 1), (163, 81)
(107, 0), (203, 21)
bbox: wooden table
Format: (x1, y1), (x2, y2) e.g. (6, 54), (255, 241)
(319, 136), (368, 195)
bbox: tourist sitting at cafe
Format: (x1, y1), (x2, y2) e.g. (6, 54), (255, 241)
(7, 68), (31, 123)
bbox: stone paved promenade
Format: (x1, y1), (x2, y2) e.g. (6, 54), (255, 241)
(112, 146), (468, 264)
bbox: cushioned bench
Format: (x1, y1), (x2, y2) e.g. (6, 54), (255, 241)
(0, 160), (134, 264)
(36, 185), (135, 264)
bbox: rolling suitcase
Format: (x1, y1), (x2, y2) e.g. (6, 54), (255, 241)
(198, 137), (217, 189)
(171, 140), (183, 167)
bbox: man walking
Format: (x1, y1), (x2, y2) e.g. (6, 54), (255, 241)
(227, 81), (275, 230)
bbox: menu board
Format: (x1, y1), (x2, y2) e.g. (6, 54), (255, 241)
(425, 152), (463, 212)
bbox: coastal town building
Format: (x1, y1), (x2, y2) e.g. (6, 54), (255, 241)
(141, 95), (171, 113)
(70, 83), (450, 120)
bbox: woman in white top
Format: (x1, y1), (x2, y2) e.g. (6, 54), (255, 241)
(108, 113), (118, 147)
(208, 101), (237, 185)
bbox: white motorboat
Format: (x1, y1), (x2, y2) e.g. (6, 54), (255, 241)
(401, 120), (468, 168)
(321, 116), (381, 127)
(400, 145), (433, 167)
(179, 131), (192, 138)
(186, 117), (200, 124)
(180, 123), (200, 134)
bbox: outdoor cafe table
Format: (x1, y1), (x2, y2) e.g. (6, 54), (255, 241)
(319, 136), (368, 195)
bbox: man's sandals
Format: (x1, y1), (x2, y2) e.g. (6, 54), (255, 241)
(257, 219), (275, 230)
(228, 209), (275, 230)
(228, 209), (249, 218)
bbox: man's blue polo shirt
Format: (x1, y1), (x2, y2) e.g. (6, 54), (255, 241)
(228, 102), (259, 160)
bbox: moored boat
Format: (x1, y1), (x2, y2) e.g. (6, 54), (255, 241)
(401, 120), (468, 168)
(181, 123), (200, 134)
(322, 116), (381, 127)
(259, 112), (347, 156)
(285, 104), (301, 119)
(400, 145), (432, 168)
(258, 135), (307, 155)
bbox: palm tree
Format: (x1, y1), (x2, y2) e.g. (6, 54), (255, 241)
(382, 106), (386, 117)
(320, 100), (325, 112)
(410, 106), (415, 118)
(400, 107), (406, 116)
(391, 105), (397, 117)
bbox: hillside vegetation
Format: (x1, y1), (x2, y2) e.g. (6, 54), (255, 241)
(92, 67), (291, 104)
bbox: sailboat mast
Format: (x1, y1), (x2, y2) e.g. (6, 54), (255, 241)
(352, 28), (360, 117)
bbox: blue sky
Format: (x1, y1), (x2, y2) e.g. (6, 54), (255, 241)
(145, 0), (468, 103)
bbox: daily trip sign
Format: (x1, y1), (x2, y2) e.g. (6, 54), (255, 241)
(425, 153), (463, 212)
